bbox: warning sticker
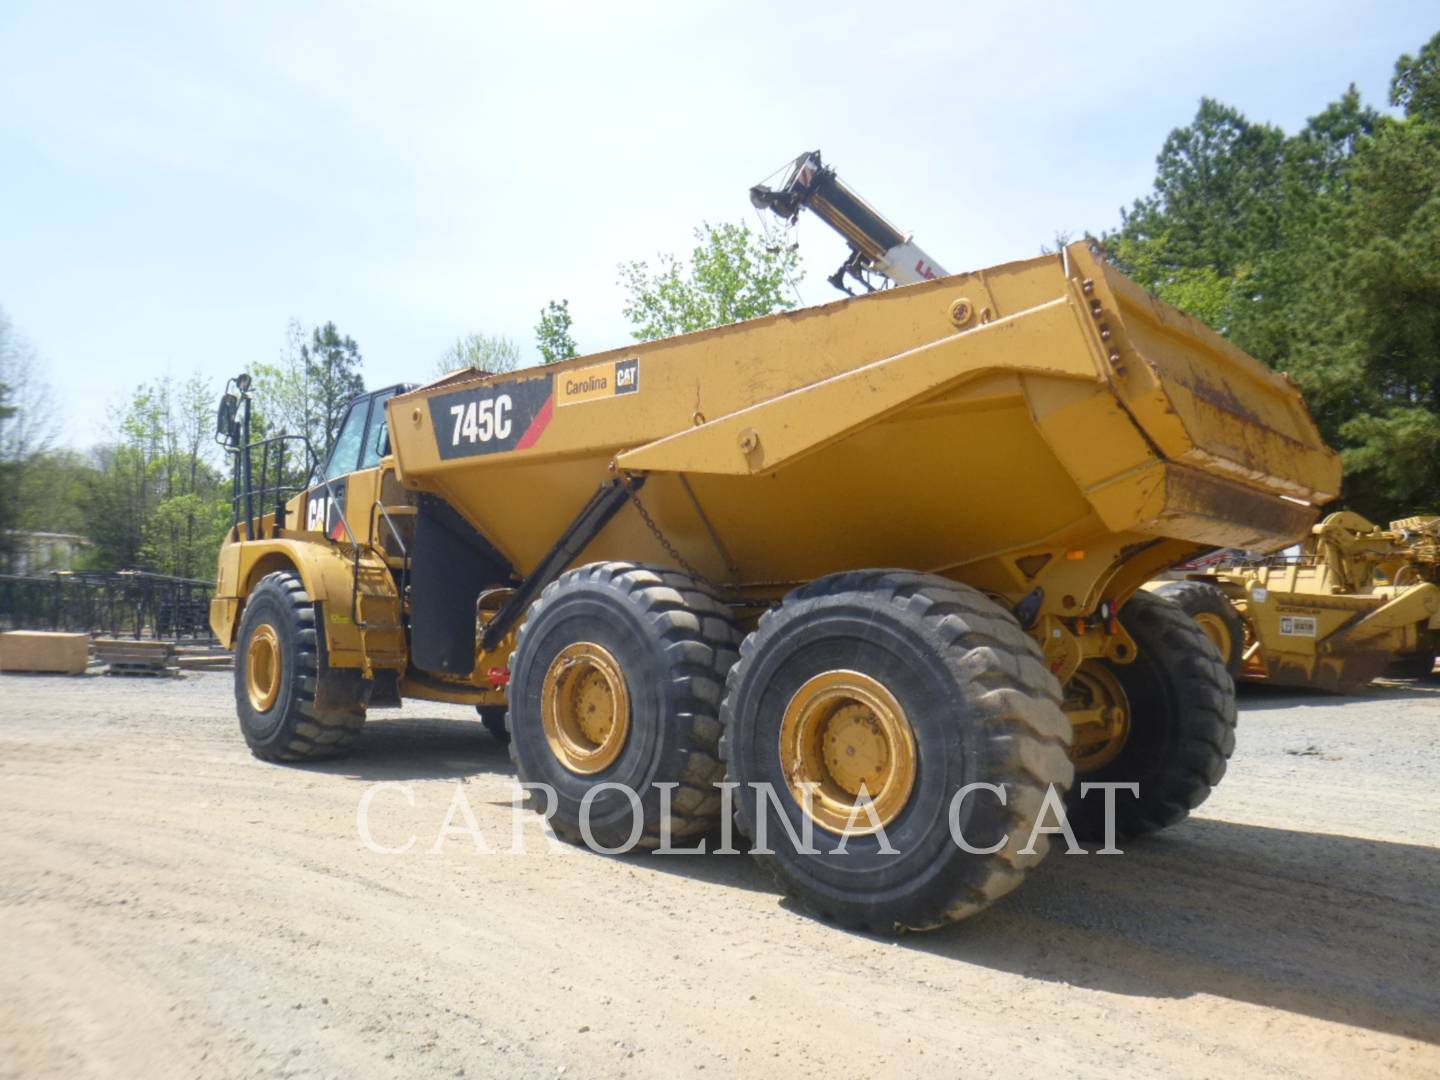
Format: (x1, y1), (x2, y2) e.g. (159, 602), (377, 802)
(1279, 615), (1318, 637)
(558, 357), (639, 407)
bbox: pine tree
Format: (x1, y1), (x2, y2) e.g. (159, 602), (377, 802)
(301, 322), (365, 451)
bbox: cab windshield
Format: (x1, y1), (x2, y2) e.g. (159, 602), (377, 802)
(321, 388), (399, 481)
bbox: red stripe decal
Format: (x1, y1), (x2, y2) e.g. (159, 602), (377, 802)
(514, 392), (554, 450)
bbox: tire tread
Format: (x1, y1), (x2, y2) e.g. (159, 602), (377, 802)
(720, 568), (1073, 932)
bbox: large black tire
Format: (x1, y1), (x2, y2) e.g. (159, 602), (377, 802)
(719, 570), (1073, 933)
(477, 705), (511, 745)
(234, 571), (367, 762)
(1065, 589), (1236, 841)
(1154, 579), (1245, 678)
(507, 562), (740, 849)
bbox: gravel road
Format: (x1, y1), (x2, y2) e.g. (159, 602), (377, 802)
(2, 669), (1437, 1079)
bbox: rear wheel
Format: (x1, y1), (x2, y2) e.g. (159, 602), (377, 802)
(235, 571), (367, 761)
(507, 562), (739, 849)
(720, 570), (1073, 933)
(1064, 589), (1236, 840)
(1155, 580), (1244, 678)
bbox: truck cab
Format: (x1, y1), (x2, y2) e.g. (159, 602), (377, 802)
(210, 380), (419, 700)
(320, 385), (411, 482)
(301, 384), (412, 539)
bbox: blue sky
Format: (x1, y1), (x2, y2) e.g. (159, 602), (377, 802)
(1, 1), (1432, 446)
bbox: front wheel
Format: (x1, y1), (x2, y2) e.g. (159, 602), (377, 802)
(507, 562), (739, 848)
(235, 571), (367, 761)
(477, 705), (510, 744)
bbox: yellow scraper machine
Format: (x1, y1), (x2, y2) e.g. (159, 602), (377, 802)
(1156, 512), (1439, 692)
(210, 241), (1339, 932)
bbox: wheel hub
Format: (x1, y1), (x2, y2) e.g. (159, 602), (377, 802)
(779, 670), (916, 835)
(541, 642), (630, 775)
(1065, 663), (1131, 772)
(1192, 611), (1232, 663)
(246, 623), (282, 713)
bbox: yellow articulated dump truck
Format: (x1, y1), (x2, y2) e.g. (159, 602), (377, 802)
(210, 241), (1339, 932)
(1155, 512), (1440, 692)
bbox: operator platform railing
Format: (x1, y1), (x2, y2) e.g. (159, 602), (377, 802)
(228, 433), (315, 541)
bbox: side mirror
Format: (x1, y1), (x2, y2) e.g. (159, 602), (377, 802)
(216, 393), (239, 446)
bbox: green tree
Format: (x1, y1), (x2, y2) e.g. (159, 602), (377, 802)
(535, 300), (578, 364)
(0, 308), (59, 572)
(1104, 38), (1440, 519)
(618, 221), (801, 341)
(83, 374), (232, 576)
(141, 485), (230, 579)
(84, 387), (165, 569)
(436, 333), (522, 376)
(1108, 98), (1288, 332)
(13, 449), (94, 535)
(302, 322), (365, 452)
(248, 319), (320, 484)
(1284, 113), (1440, 517)
(1229, 87), (1381, 363)
(1391, 31), (1440, 122)
(154, 373), (229, 578)
(251, 319), (311, 436)
(0, 379), (14, 570)
(0, 306), (237, 578)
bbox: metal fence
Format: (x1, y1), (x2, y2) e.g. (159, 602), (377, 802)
(0, 570), (215, 641)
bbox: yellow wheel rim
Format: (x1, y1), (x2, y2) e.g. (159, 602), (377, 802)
(541, 642), (630, 775)
(779, 670), (917, 835)
(246, 623), (283, 713)
(1065, 663), (1131, 772)
(1192, 611), (1233, 665)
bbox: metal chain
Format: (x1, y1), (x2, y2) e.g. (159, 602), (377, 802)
(628, 490), (721, 589)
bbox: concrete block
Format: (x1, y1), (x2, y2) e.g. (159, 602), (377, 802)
(0, 631), (90, 674)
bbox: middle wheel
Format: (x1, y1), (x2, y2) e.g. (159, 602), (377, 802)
(720, 569), (1074, 933)
(507, 562), (740, 848)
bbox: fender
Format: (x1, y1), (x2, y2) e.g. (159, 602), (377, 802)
(210, 537), (404, 669)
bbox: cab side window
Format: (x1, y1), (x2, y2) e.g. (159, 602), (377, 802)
(358, 389), (398, 471)
(323, 402), (368, 481)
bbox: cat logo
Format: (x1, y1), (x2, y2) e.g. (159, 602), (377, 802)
(1278, 615), (1318, 637)
(615, 357), (638, 394)
(305, 495), (328, 532)
(305, 487), (348, 541)
(559, 358), (639, 406)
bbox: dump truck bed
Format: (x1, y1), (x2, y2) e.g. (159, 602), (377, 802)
(387, 242), (1337, 608)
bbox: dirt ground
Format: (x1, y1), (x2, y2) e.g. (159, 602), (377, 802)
(1, 669), (1437, 1079)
